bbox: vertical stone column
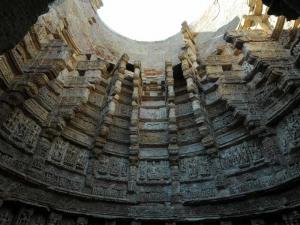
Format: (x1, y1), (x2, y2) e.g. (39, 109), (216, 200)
(180, 22), (215, 149)
(253, 0), (263, 15)
(95, 54), (129, 157)
(286, 18), (300, 48)
(129, 61), (142, 196)
(241, 0), (270, 31)
(166, 62), (180, 201)
(271, 16), (286, 41)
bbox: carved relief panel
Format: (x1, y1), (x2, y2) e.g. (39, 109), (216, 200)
(175, 102), (193, 117)
(0, 109), (41, 153)
(92, 181), (128, 200)
(276, 109), (300, 154)
(139, 108), (167, 120)
(94, 156), (129, 181)
(115, 103), (132, 118)
(107, 127), (130, 144)
(138, 185), (171, 202)
(137, 160), (170, 183)
(48, 137), (89, 173)
(252, 82), (278, 110)
(36, 86), (61, 111)
(44, 166), (85, 191)
(140, 131), (168, 145)
(212, 111), (235, 131)
(179, 156), (211, 181)
(181, 181), (217, 200)
(219, 140), (264, 170)
(178, 127), (201, 144)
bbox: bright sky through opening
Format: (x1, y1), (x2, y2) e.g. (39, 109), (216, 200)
(97, 0), (212, 42)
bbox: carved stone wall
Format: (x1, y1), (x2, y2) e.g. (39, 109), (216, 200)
(0, 0), (300, 224)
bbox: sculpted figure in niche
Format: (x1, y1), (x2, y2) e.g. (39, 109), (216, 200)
(50, 138), (68, 163)
(1, 111), (18, 135)
(148, 161), (160, 180)
(277, 111), (300, 154)
(120, 160), (128, 177)
(110, 159), (119, 176)
(139, 162), (147, 181)
(76, 151), (88, 171)
(16, 119), (27, 142)
(188, 158), (198, 178)
(24, 122), (41, 151)
(96, 158), (108, 175)
(64, 145), (78, 167)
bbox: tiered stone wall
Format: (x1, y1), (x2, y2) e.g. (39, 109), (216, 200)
(0, 0), (300, 224)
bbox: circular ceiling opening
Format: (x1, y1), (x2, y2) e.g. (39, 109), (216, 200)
(97, 0), (213, 42)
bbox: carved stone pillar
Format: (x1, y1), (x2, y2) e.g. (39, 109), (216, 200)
(271, 16), (286, 41)
(179, 40), (215, 147)
(179, 23), (215, 149)
(129, 61), (142, 196)
(95, 54), (129, 157)
(286, 18), (300, 48)
(166, 61), (180, 201)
